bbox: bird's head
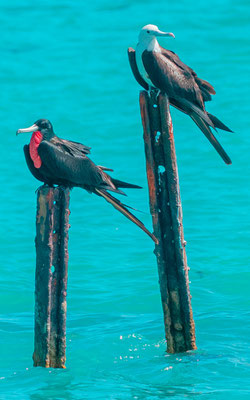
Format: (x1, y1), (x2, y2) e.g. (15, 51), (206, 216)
(16, 119), (55, 140)
(139, 24), (175, 42)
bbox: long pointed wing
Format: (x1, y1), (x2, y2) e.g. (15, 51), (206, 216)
(38, 140), (111, 188)
(128, 47), (149, 90)
(142, 50), (204, 109)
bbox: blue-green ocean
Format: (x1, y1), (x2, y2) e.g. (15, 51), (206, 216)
(0, 0), (249, 398)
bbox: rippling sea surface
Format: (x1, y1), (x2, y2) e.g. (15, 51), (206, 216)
(0, 0), (249, 398)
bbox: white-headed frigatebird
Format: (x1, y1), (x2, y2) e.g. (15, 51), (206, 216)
(128, 24), (232, 164)
(17, 119), (157, 243)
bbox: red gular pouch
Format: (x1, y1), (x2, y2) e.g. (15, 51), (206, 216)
(29, 131), (43, 168)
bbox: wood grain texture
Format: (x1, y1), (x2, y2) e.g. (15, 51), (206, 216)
(140, 90), (196, 353)
(33, 186), (70, 368)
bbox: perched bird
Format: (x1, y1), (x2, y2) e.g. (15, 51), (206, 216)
(17, 119), (157, 243)
(128, 24), (232, 164)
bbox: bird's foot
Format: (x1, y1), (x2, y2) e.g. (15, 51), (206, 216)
(147, 86), (153, 98)
(147, 87), (161, 106)
(155, 88), (161, 99)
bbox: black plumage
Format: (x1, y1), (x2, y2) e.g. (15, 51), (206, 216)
(17, 119), (157, 243)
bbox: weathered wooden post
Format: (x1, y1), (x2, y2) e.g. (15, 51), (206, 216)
(140, 90), (196, 353)
(33, 186), (70, 368)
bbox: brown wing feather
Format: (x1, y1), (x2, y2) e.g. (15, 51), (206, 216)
(142, 50), (205, 109)
(128, 47), (149, 90)
(159, 47), (216, 101)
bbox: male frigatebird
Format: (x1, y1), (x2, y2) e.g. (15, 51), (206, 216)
(17, 119), (157, 243)
(128, 24), (232, 164)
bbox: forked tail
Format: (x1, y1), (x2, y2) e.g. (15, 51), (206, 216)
(170, 97), (232, 164)
(95, 188), (158, 244)
(190, 112), (232, 165)
(207, 113), (233, 132)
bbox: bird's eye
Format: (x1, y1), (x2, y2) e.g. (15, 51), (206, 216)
(147, 30), (150, 33)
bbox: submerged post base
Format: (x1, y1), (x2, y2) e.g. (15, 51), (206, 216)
(140, 90), (196, 353)
(33, 186), (70, 368)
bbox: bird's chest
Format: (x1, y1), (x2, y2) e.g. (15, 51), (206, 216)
(29, 131), (43, 168)
(136, 40), (160, 87)
(136, 45), (152, 86)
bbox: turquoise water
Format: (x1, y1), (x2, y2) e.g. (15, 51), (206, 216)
(0, 0), (249, 398)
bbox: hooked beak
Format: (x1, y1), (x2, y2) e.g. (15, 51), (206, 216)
(16, 124), (39, 136)
(155, 29), (175, 38)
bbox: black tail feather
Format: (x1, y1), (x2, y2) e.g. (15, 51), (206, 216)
(170, 97), (232, 163)
(111, 178), (142, 189)
(207, 113), (233, 132)
(95, 188), (158, 243)
(190, 112), (232, 165)
(175, 97), (215, 127)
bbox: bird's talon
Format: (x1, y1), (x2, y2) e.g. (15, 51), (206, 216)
(155, 89), (161, 99)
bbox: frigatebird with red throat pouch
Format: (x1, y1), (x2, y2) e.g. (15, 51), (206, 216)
(17, 119), (157, 243)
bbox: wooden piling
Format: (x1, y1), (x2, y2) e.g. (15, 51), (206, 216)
(140, 90), (196, 353)
(33, 186), (70, 368)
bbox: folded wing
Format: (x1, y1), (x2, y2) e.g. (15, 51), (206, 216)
(142, 50), (205, 109)
(38, 140), (113, 189)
